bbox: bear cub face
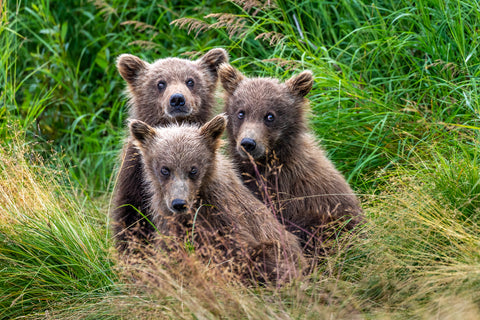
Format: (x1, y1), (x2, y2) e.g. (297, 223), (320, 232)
(129, 115), (226, 219)
(118, 49), (228, 125)
(219, 64), (314, 160)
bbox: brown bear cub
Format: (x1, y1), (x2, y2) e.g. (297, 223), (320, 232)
(129, 115), (305, 283)
(218, 64), (363, 255)
(112, 49), (228, 252)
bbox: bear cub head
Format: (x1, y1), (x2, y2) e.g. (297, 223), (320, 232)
(118, 49), (228, 126)
(218, 64), (313, 160)
(129, 115), (226, 221)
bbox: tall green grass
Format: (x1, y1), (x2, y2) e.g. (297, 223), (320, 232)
(7, 0), (233, 194)
(0, 138), (116, 318)
(1, 0), (480, 318)
(174, 0), (480, 188)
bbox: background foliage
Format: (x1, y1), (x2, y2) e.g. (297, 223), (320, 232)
(1, 0), (479, 318)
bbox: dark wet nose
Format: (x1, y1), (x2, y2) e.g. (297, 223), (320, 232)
(170, 93), (185, 108)
(240, 138), (256, 153)
(171, 198), (187, 212)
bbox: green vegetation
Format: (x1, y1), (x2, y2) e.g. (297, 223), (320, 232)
(1, 0), (479, 318)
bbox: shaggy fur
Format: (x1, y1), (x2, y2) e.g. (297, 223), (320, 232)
(129, 115), (305, 283)
(219, 64), (364, 254)
(112, 49), (228, 252)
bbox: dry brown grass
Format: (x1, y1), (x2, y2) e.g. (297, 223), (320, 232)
(172, 13), (251, 39)
(170, 17), (210, 38)
(2, 134), (479, 319)
(0, 138), (62, 224)
(111, 246), (364, 319)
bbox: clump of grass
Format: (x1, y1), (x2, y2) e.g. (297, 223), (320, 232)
(0, 135), (117, 318)
(425, 143), (480, 222)
(348, 157), (480, 316)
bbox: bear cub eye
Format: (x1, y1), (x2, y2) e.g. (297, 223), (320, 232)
(160, 166), (170, 177)
(265, 113), (275, 123)
(237, 110), (245, 120)
(157, 81), (167, 91)
(186, 78), (195, 88)
(189, 166), (198, 179)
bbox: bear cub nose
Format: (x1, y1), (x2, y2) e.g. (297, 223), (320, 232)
(170, 93), (186, 108)
(171, 198), (187, 212)
(240, 138), (257, 153)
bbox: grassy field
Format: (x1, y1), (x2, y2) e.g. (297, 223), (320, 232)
(1, 0), (480, 318)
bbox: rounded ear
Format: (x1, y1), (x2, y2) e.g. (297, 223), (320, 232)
(200, 114), (227, 149)
(197, 48), (229, 80)
(218, 63), (245, 95)
(285, 70), (314, 97)
(117, 54), (148, 85)
(129, 120), (157, 147)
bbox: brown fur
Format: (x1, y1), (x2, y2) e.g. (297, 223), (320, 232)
(219, 64), (364, 254)
(112, 49), (228, 252)
(129, 115), (305, 283)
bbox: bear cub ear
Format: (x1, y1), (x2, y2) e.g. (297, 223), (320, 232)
(198, 48), (229, 79)
(129, 120), (157, 147)
(200, 114), (227, 149)
(117, 54), (148, 85)
(218, 64), (245, 95)
(285, 70), (314, 98)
